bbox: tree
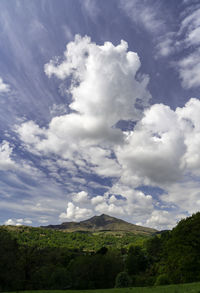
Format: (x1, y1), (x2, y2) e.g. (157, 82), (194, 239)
(0, 229), (24, 290)
(115, 271), (131, 288)
(126, 246), (147, 275)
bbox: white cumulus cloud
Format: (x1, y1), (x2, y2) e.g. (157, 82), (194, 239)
(16, 35), (151, 173)
(145, 210), (184, 230)
(0, 140), (16, 171)
(4, 218), (32, 226)
(0, 77), (10, 93)
(116, 104), (186, 185)
(72, 191), (89, 203)
(59, 202), (93, 221)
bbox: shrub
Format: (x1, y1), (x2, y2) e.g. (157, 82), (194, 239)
(154, 273), (170, 286)
(115, 271), (131, 288)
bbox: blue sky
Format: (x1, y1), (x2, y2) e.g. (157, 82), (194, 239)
(1, 0), (200, 229)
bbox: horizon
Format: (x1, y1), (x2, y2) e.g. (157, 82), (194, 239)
(1, 0), (200, 230)
(2, 212), (160, 231)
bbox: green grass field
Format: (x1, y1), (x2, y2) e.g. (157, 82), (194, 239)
(9, 282), (200, 293)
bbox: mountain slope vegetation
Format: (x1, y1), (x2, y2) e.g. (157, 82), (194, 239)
(1, 225), (148, 250)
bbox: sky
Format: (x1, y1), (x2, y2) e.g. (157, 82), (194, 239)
(1, 0), (200, 229)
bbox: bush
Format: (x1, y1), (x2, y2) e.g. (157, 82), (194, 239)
(115, 271), (131, 288)
(131, 274), (151, 287)
(154, 273), (170, 286)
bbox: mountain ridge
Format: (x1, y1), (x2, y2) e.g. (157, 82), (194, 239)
(41, 213), (157, 235)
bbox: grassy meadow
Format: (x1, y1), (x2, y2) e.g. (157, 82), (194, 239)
(9, 282), (200, 293)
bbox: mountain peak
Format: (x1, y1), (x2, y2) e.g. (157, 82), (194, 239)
(98, 214), (115, 219)
(100, 213), (107, 217)
(42, 214), (157, 235)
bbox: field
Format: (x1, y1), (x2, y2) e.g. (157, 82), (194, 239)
(9, 282), (200, 293)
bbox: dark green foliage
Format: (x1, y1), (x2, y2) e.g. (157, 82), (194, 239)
(145, 212), (200, 285)
(115, 271), (131, 288)
(0, 229), (24, 291)
(146, 235), (163, 263)
(68, 250), (123, 289)
(126, 245), (147, 275)
(154, 274), (170, 285)
(96, 246), (108, 255)
(163, 212), (200, 284)
(1, 212), (200, 290)
(32, 266), (71, 289)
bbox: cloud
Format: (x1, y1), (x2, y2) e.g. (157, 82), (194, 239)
(178, 49), (200, 88)
(4, 218), (15, 225)
(0, 183), (65, 220)
(58, 187), (186, 230)
(72, 191), (89, 203)
(0, 157), (80, 226)
(159, 5), (200, 89)
(115, 98), (200, 187)
(50, 103), (68, 117)
(38, 217), (49, 224)
(17, 35), (151, 171)
(14, 36), (153, 229)
(13, 34), (200, 229)
(156, 32), (178, 57)
(4, 218), (32, 226)
(176, 98), (200, 173)
(161, 180), (200, 215)
(0, 140), (16, 171)
(59, 185), (154, 224)
(176, 6), (200, 88)
(95, 190), (153, 221)
(119, 0), (165, 34)
(81, 146), (121, 177)
(145, 210), (184, 230)
(81, 0), (100, 21)
(62, 25), (73, 41)
(180, 7), (200, 45)
(0, 77), (10, 93)
(116, 103), (186, 185)
(59, 202), (93, 221)
(44, 35), (150, 124)
(176, 12), (200, 89)
(126, 1), (200, 89)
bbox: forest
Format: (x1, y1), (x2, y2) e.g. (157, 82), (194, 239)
(0, 212), (200, 291)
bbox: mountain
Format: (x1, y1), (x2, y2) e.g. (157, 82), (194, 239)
(42, 214), (157, 235)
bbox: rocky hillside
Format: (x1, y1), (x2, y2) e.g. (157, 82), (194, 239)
(42, 214), (157, 235)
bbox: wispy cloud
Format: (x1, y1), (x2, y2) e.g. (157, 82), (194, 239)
(81, 0), (100, 21)
(120, 0), (200, 89)
(119, 0), (166, 34)
(177, 6), (200, 88)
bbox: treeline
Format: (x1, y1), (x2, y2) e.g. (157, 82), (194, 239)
(1, 212), (200, 291)
(2, 226), (146, 250)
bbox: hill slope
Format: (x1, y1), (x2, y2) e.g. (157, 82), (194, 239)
(42, 214), (157, 235)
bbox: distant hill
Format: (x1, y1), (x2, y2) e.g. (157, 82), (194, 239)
(42, 214), (157, 235)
